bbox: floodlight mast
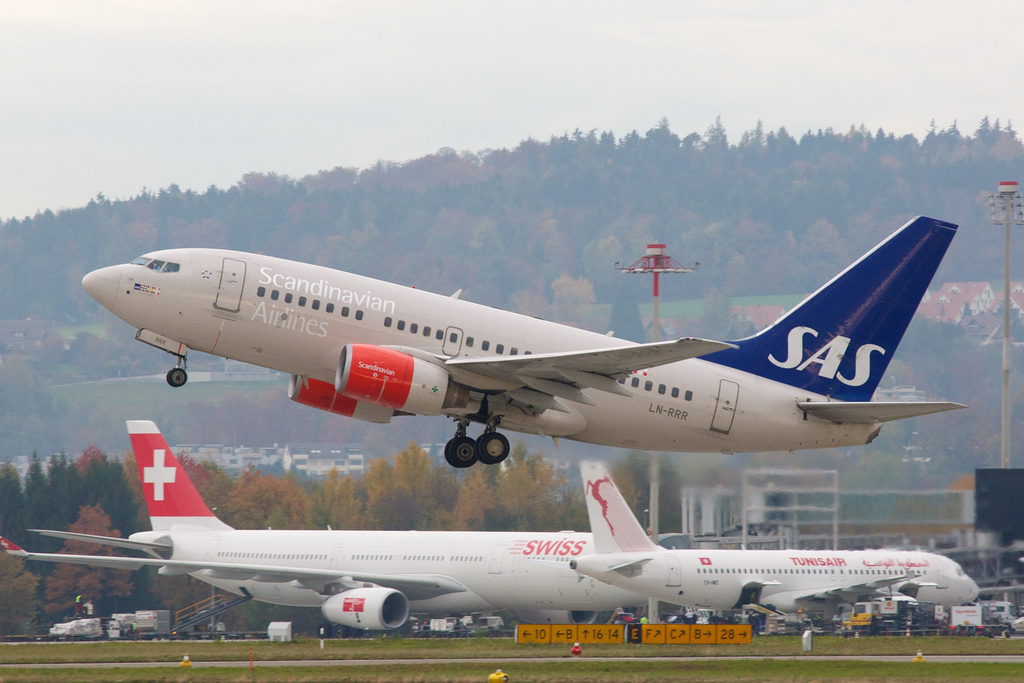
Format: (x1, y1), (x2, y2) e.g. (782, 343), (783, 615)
(615, 243), (697, 625)
(988, 181), (1024, 469)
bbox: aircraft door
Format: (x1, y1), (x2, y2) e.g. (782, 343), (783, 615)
(329, 546), (345, 570)
(710, 379), (740, 434)
(214, 258), (247, 312)
(442, 326), (464, 356)
(666, 555), (682, 587)
(489, 544), (507, 575)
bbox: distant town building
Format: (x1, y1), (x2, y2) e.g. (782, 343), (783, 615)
(283, 444), (365, 477)
(171, 443), (283, 474)
(874, 385), (927, 402)
(0, 319), (47, 357)
(731, 305), (787, 331)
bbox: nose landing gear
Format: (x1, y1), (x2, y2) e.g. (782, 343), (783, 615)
(166, 364), (188, 387)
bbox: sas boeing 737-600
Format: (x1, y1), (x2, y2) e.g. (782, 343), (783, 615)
(82, 216), (964, 468)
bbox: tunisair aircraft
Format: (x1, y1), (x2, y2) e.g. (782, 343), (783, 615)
(0, 421), (644, 632)
(569, 461), (979, 614)
(82, 216), (964, 468)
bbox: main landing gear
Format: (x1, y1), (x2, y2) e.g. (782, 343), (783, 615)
(443, 419), (511, 468)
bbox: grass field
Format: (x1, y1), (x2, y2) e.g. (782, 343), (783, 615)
(3, 636), (1024, 682)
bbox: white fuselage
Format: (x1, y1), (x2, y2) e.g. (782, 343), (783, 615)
(86, 250), (881, 452)
(572, 548), (979, 613)
(130, 527), (643, 615)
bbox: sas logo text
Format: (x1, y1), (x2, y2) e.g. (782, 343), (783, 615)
(768, 326), (884, 387)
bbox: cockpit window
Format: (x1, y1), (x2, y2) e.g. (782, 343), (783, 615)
(130, 256), (179, 273)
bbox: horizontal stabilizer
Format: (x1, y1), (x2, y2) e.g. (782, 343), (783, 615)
(799, 400), (966, 424)
(28, 529), (171, 552)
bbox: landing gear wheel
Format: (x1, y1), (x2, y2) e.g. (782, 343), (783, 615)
(166, 367), (188, 387)
(476, 432), (510, 465)
(445, 436), (478, 468)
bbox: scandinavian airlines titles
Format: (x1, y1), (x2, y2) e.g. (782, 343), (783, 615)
(251, 267), (398, 338)
(258, 267), (396, 314)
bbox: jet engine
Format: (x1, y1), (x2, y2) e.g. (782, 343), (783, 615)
(336, 344), (470, 415)
(514, 610), (597, 625)
(321, 587), (410, 631)
(289, 376), (394, 423)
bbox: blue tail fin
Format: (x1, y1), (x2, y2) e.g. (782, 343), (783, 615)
(705, 216), (957, 401)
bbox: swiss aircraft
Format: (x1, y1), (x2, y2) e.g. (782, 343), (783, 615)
(569, 462), (979, 614)
(0, 421), (643, 632)
(82, 216), (964, 468)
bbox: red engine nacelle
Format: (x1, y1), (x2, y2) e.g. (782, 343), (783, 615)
(321, 587), (410, 631)
(336, 344), (470, 415)
(289, 375), (394, 423)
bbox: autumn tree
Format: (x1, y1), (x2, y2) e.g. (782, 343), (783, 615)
(43, 505), (134, 617)
(363, 457), (402, 529)
(491, 446), (573, 531)
(0, 552), (39, 635)
(451, 466), (497, 530)
(551, 274), (596, 325)
(309, 469), (365, 530)
(224, 468), (309, 529)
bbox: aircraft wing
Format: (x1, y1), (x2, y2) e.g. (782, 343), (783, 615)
(446, 337), (735, 404)
(798, 401), (967, 424)
(0, 537), (467, 601)
(781, 574), (914, 604)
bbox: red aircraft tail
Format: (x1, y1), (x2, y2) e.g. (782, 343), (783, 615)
(127, 420), (230, 531)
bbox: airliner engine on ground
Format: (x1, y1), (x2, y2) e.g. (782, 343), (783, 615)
(0, 421), (643, 632)
(82, 216), (964, 468)
(570, 462), (979, 614)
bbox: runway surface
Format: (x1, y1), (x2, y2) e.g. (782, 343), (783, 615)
(6, 654), (1024, 668)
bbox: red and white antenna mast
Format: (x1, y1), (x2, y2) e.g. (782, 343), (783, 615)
(614, 242), (697, 627)
(616, 243), (697, 342)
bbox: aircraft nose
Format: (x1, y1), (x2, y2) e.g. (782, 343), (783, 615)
(82, 265), (122, 309)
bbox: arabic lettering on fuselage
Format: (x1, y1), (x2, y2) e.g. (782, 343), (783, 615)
(860, 556), (931, 568)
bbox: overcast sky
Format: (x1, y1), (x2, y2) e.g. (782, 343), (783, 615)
(1, 1), (1020, 221)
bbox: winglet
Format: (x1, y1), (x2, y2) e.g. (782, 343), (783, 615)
(127, 420), (231, 531)
(0, 535), (27, 556)
(579, 461), (659, 554)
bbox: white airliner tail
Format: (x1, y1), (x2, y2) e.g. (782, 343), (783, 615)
(126, 420), (232, 532)
(580, 461), (658, 555)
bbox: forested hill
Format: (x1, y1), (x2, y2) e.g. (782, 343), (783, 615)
(3, 117), (1023, 326)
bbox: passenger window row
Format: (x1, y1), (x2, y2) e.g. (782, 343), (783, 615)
(620, 375), (693, 401)
(257, 286), (365, 320)
(256, 286), (535, 357)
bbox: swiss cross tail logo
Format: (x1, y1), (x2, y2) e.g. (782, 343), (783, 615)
(768, 326), (885, 387)
(143, 448), (176, 501)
